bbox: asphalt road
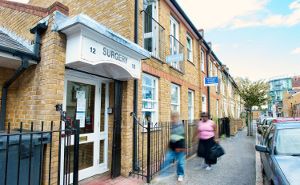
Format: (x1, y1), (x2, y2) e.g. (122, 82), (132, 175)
(151, 128), (256, 185)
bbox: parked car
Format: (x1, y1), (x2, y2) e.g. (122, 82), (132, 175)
(256, 122), (300, 185)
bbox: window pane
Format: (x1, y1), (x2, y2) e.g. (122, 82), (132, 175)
(188, 92), (192, 105)
(171, 105), (178, 112)
(143, 75), (153, 86)
(143, 101), (155, 109)
(142, 86), (154, 100)
(144, 5), (153, 33)
(143, 111), (153, 122)
(66, 81), (95, 134)
(171, 85), (178, 104)
(144, 38), (153, 52)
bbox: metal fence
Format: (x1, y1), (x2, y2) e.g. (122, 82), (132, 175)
(0, 121), (80, 185)
(169, 35), (185, 73)
(130, 114), (199, 183)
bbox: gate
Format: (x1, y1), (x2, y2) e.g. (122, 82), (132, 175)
(0, 119), (80, 185)
(129, 113), (199, 183)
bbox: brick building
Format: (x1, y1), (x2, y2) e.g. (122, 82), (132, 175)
(0, 0), (242, 184)
(283, 91), (300, 117)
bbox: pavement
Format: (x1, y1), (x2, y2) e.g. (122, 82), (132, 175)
(150, 128), (256, 185)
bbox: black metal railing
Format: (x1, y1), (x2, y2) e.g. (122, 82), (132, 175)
(130, 114), (198, 183)
(168, 35), (185, 73)
(0, 121), (80, 185)
(141, 10), (165, 60)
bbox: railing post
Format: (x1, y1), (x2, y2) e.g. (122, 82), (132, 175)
(146, 120), (151, 183)
(73, 120), (80, 185)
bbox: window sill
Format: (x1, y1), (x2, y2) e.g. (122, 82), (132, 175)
(187, 59), (195, 66)
(149, 55), (164, 64)
(169, 65), (185, 75)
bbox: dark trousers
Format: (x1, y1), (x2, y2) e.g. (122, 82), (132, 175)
(198, 137), (217, 165)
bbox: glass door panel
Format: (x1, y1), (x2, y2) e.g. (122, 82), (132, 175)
(66, 81), (95, 134)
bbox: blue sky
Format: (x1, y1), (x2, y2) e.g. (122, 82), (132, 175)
(177, 0), (300, 81)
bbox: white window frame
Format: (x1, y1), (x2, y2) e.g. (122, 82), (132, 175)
(188, 90), (194, 122)
(201, 50), (205, 72)
(171, 83), (180, 113)
(186, 34), (193, 62)
(209, 61), (213, 77)
(142, 73), (159, 126)
(143, 0), (159, 58)
(202, 94), (207, 113)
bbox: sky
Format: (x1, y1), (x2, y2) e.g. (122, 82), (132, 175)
(177, 0), (300, 81)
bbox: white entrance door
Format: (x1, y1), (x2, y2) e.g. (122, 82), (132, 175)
(61, 71), (109, 183)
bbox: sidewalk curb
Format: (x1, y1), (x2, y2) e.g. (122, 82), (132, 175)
(255, 124), (263, 185)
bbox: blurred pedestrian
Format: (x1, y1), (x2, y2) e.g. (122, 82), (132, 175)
(156, 112), (186, 182)
(197, 112), (218, 170)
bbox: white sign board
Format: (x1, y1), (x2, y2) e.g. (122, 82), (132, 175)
(166, 53), (184, 63)
(80, 37), (141, 77)
(76, 90), (86, 128)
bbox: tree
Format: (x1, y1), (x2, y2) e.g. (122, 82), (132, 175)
(236, 78), (269, 136)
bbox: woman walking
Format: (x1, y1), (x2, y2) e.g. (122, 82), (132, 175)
(197, 112), (218, 170)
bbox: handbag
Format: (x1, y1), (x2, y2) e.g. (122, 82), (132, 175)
(209, 143), (225, 160)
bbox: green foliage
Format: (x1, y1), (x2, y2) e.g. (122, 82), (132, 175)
(236, 77), (269, 111)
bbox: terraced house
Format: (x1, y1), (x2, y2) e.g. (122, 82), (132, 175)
(0, 0), (243, 184)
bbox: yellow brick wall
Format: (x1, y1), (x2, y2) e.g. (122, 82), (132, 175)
(29, 0), (136, 41)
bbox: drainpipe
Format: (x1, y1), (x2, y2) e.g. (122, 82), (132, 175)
(206, 46), (212, 117)
(0, 58), (29, 130)
(133, 0), (139, 171)
(0, 22), (47, 130)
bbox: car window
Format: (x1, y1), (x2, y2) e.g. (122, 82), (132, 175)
(275, 128), (300, 155)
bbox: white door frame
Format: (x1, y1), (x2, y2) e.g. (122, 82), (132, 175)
(60, 70), (110, 184)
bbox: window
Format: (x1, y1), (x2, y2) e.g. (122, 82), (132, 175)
(143, 0), (159, 57)
(202, 94), (207, 112)
(209, 61), (213, 77)
(201, 50), (205, 72)
(170, 16), (180, 70)
(170, 16), (179, 55)
(275, 128), (300, 155)
(188, 90), (194, 122)
(213, 64), (217, 76)
(171, 83), (180, 113)
(142, 73), (158, 125)
(216, 100), (219, 118)
(186, 34), (193, 62)
(223, 98), (228, 116)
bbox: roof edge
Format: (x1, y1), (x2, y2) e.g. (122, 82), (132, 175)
(0, 1), (69, 17)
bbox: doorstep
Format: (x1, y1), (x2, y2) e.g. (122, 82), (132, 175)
(79, 174), (145, 185)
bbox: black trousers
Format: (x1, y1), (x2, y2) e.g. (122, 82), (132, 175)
(198, 137), (217, 165)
